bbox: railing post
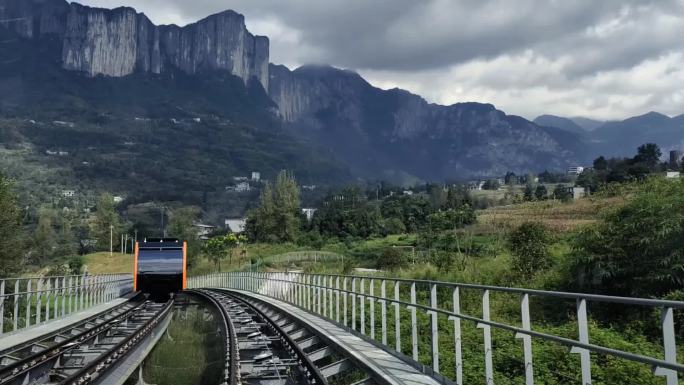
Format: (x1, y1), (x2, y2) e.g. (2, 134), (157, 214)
(369, 279), (375, 340)
(13, 279), (19, 332)
(654, 307), (678, 385)
(360, 278), (366, 335)
(343, 277), (348, 327)
(477, 290), (494, 385)
(26, 279), (32, 328)
(53, 278), (59, 319)
(68, 276), (74, 314)
(80, 273), (86, 310)
(515, 294), (534, 385)
(428, 283), (439, 372)
(329, 276), (334, 317)
(380, 279), (387, 345)
(447, 287), (463, 385)
(0, 280), (5, 335)
(409, 282), (418, 361)
(321, 275), (326, 316)
(36, 278), (42, 324)
(351, 277), (357, 330)
(393, 281), (401, 353)
(61, 277), (66, 317)
(335, 277), (341, 323)
(45, 278), (51, 322)
(571, 298), (592, 385)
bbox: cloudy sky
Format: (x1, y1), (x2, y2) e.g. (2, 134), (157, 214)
(77, 0), (684, 121)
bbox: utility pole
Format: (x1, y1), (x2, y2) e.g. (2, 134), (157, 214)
(160, 206), (166, 237)
(110, 225), (113, 256)
(121, 234), (124, 254)
(134, 229), (138, 244)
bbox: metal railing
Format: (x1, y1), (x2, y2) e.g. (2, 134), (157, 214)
(189, 272), (683, 385)
(0, 274), (133, 335)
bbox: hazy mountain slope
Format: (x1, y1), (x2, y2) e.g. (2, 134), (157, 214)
(571, 117), (605, 131)
(270, 64), (585, 179)
(590, 112), (684, 157)
(534, 115), (587, 136)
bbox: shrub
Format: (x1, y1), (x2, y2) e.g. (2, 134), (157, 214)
(376, 247), (407, 270)
(507, 222), (551, 279)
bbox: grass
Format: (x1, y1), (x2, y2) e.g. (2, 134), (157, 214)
(476, 195), (626, 233)
(82, 252), (133, 274)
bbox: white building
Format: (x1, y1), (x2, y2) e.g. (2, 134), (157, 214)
(113, 196), (124, 203)
(235, 182), (251, 192)
(225, 218), (247, 233)
(403, 190), (414, 196)
(61, 190), (76, 198)
(251, 172), (261, 182)
(194, 224), (215, 240)
(567, 187), (587, 200)
(302, 208), (317, 222)
(567, 166), (585, 176)
(666, 171), (681, 179)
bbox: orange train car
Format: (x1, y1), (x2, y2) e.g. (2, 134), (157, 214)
(134, 238), (187, 299)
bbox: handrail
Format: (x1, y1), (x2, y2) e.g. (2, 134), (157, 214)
(189, 272), (684, 385)
(0, 274), (134, 336)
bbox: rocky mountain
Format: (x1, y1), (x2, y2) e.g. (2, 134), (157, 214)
(270, 64), (584, 180)
(0, 0), (588, 184)
(0, 0), (269, 89)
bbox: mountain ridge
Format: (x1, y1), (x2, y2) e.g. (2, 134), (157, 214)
(2, 0), (590, 182)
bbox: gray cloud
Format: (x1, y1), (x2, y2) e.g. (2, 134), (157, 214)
(75, 0), (684, 120)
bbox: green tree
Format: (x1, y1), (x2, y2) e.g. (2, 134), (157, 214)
(634, 143), (662, 170)
(553, 184), (571, 202)
(34, 207), (58, 264)
(246, 170), (301, 243)
(91, 193), (122, 252)
(573, 177), (684, 297)
(376, 247), (407, 270)
(535, 185), (548, 200)
(593, 156), (608, 171)
(203, 233), (247, 270)
(508, 222), (551, 279)
(576, 169), (600, 193)
(483, 179), (501, 190)
(0, 174), (23, 276)
(523, 184), (535, 201)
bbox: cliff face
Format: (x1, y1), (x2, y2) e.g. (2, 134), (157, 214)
(269, 64), (584, 180)
(0, 0), (269, 89)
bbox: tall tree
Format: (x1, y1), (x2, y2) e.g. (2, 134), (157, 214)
(634, 143), (662, 170)
(0, 174), (23, 277)
(33, 207), (58, 264)
(91, 193), (122, 252)
(246, 170), (301, 243)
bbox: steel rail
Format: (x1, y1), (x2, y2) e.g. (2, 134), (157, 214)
(58, 299), (174, 385)
(0, 297), (147, 385)
(187, 290), (240, 385)
(0, 293), (141, 357)
(215, 290), (330, 385)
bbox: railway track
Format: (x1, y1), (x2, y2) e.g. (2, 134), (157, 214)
(0, 297), (173, 385)
(191, 289), (380, 385)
